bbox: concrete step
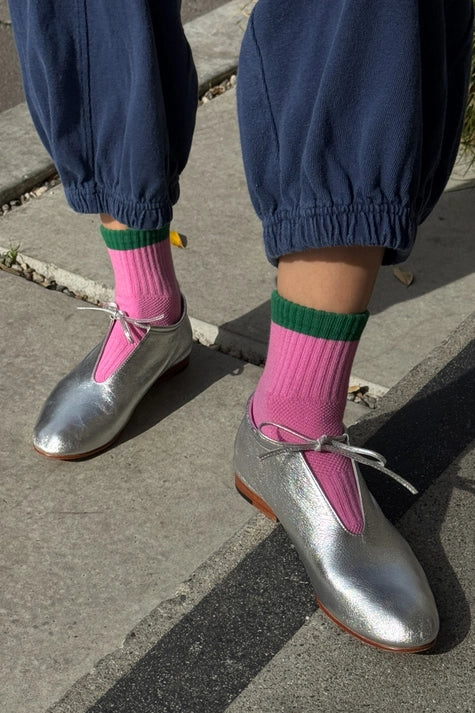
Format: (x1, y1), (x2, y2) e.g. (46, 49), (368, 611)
(42, 309), (475, 713)
(0, 268), (256, 713)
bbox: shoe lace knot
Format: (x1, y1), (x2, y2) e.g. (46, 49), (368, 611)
(257, 422), (417, 494)
(78, 302), (164, 344)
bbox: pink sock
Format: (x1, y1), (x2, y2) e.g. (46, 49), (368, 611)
(95, 230), (181, 383)
(252, 321), (365, 534)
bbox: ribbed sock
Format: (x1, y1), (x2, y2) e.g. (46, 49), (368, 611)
(94, 225), (182, 383)
(252, 291), (369, 534)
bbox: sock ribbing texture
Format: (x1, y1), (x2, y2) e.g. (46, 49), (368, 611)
(94, 225), (181, 383)
(252, 291), (369, 534)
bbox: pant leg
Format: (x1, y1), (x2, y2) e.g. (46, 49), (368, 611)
(417, 0), (474, 222)
(237, 0), (473, 265)
(8, 0), (198, 229)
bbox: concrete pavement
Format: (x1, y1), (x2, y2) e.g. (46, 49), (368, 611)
(0, 2), (474, 712)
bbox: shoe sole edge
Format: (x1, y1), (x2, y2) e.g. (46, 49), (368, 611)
(316, 596), (437, 653)
(235, 473), (278, 522)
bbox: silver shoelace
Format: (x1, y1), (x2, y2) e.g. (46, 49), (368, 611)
(78, 302), (164, 344)
(257, 422), (418, 494)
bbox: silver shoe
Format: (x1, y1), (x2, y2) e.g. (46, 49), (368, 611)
(234, 403), (439, 652)
(33, 300), (192, 459)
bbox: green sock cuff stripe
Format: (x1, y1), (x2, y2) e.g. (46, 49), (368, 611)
(100, 224), (170, 250)
(271, 290), (369, 341)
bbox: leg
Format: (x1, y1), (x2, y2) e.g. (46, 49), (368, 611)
(235, 0), (473, 650)
(255, 245), (384, 534)
(277, 246), (384, 314)
(9, 1), (198, 457)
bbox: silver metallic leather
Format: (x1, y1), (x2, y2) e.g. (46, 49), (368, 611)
(234, 405), (439, 651)
(33, 300), (192, 458)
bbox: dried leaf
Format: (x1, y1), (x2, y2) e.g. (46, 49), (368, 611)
(170, 230), (188, 248)
(393, 266), (414, 287)
(0, 262), (19, 275)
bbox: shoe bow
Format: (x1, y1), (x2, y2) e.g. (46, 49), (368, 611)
(257, 422), (418, 494)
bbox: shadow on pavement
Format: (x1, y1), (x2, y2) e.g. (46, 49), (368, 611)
(115, 342), (245, 448)
(351, 335), (475, 653)
(371, 187), (475, 316)
(84, 337), (474, 712)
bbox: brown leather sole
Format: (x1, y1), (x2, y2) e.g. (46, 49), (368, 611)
(235, 473), (278, 522)
(316, 596), (436, 653)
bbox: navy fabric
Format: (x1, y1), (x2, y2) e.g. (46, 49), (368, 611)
(237, 0), (473, 264)
(9, 0), (473, 262)
(9, 0), (198, 229)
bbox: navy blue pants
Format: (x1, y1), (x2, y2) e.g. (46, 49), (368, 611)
(9, 0), (473, 264)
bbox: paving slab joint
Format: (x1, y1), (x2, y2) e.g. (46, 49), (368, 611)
(0, 246), (392, 403)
